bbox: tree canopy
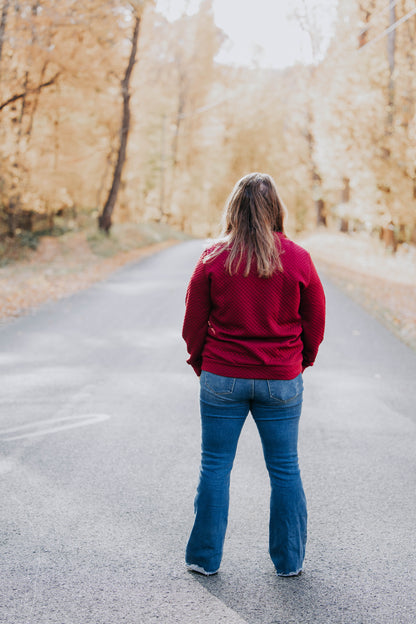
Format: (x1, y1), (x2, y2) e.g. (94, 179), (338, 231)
(0, 0), (415, 246)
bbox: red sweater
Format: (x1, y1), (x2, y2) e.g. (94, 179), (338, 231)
(182, 233), (325, 379)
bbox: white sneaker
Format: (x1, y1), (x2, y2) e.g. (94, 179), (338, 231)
(186, 563), (219, 576)
(277, 569), (302, 577)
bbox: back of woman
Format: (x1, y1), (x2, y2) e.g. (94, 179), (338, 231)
(182, 172), (325, 578)
(184, 233), (324, 380)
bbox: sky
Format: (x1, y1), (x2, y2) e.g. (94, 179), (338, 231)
(155, 0), (338, 69)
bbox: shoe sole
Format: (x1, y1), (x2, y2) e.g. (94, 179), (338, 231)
(186, 564), (219, 576)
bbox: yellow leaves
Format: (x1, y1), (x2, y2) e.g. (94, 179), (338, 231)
(0, 2), (142, 217)
(308, 0), (416, 230)
(0, 0), (414, 237)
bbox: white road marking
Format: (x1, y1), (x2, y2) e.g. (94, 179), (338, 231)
(0, 414), (110, 441)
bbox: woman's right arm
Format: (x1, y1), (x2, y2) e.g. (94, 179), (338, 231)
(299, 257), (326, 371)
(182, 255), (211, 376)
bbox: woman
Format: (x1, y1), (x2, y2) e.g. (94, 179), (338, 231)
(182, 172), (325, 577)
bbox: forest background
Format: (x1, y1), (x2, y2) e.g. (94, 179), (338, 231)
(0, 0), (415, 346)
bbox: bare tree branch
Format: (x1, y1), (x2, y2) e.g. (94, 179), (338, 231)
(0, 71), (60, 112)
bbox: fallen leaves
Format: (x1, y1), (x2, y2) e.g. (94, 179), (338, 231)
(0, 232), (177, 322)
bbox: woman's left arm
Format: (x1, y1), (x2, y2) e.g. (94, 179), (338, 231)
(182, 255), (211, 376)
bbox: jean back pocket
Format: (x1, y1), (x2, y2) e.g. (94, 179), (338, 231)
(201, 371), (236, 396)
(267, 374), (303, 404)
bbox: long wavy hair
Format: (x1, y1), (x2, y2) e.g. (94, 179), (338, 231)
(204, 172), (287, 278)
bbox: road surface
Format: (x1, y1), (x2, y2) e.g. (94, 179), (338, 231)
(1, 240), (415, 623)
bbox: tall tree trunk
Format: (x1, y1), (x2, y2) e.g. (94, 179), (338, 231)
(98, 14), (140, 233)
(96, 141), (117, 209)
(26, 61), (47, 137)
(296, 3), (327, 228)
(386, 0), (396, 132)
(8, 67), (29, 235)
(0, 0), (10, 77)
(171, 86), (185, 169)
(158, 113), (167, 221)
(166, 65), (187, 222)
(379, 1), (397, 251)
(306, 115), (326, 228)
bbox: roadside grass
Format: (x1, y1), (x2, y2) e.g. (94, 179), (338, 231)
(86, 221), (191, 257)
(0, 220), (191, 321)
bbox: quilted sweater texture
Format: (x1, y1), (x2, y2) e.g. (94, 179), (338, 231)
(182, 233), (326, 379)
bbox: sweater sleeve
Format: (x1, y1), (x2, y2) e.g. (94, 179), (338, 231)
(182, 254), (211, 376)
(299, 257), (326, 371)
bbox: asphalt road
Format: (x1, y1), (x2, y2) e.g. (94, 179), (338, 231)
(1, 240), (415, 624)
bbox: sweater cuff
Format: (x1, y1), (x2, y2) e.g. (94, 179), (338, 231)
(187, 357), (202, 377)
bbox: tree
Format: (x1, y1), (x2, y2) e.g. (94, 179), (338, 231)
(0, 1), (153, 236)
(120, 0), (225, 231)
(293, 0), (332, 227)
(98, 10), (141, 232)
(309, 0), (416, 244)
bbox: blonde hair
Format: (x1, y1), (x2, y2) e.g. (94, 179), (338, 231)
(205, 172), (287, 278)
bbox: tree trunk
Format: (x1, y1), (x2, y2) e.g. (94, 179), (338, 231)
(0, 0), (10, 76)
(340, 176), (350, 232)
(386, 1), (396, 131)
(341, 176), (350, 203)
(306, 120), (326, 228)
(27, 61), (47, 137)
(380, 2), (397, 250)
(158, 113), (167, 221)
(166, 69), (187, 223)
(96, 141), (117, 209)
(315, 197), (326, 227)
(172, 93), (185, 169)
(98, 14), (140, 233)
(382, 221), (397, 252)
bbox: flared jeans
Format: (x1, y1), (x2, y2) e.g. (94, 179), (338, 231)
(186, 371), (307, 576)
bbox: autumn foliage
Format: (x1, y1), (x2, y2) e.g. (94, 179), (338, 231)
(0, 0), (415, 249)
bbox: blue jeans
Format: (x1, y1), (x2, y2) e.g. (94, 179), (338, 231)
(186, 371), (307, 576)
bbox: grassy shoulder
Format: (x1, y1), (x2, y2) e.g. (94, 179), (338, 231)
(0, 221), (190, 322)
